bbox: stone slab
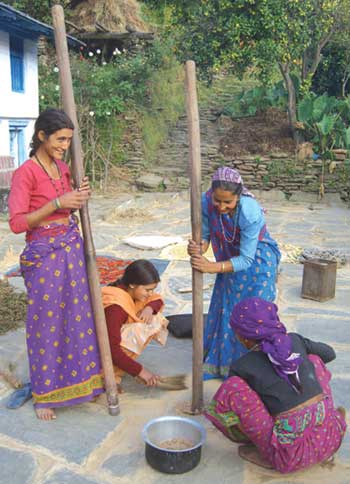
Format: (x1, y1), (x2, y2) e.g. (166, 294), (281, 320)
(0, 447), (37, 484)
(283, 286), (350, 310)
(295, 318), (350, 345)
(138, 334), (193, 377)
(0, 401), (123, 464)
(283, 306), (350, 319)
(327, 349), (350, 375)
(43, 470), (101, 484)
(336, 426), (349, 464)
(0, 328), (29, 382)
(2, 192), (350, 483)
(103, 450), (144, 477)
(327, 378), (350, 414)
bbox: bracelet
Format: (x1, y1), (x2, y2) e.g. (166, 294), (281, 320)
(53, 197), (61, 210)
(221, 261), (225, 273)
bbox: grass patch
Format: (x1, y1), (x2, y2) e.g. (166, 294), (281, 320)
(141, 62), (185, 164)
(198, 72), (258, 109)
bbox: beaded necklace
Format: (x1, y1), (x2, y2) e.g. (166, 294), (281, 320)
(34, 154), (66, 197)
(219, 203), (241, 243)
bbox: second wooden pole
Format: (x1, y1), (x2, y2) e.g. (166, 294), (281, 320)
(185, 60), (204, 413)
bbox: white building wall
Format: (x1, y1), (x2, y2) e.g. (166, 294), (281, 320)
(0, 30), (11, 109)
(0, 30), (38, 160)
(0, 31), (39, 119)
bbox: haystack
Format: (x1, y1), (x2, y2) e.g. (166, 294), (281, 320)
(69, 0), (149, 33)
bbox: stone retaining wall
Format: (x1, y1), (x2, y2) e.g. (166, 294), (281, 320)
(225, 155), (350, 201)
(124, 110), (350, 200)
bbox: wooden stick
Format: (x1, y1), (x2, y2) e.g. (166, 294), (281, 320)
(51, 5), (120, 416)
(78, 31), (154, 41)
(185, 60), (204, 413)
(65, 19), (83, 33)
(95, 21), (109, 32)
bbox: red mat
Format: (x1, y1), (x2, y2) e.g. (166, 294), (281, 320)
(5, 256), (169, 286)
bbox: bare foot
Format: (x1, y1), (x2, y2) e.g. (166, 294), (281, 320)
(337, 406), (346, 419)
(238, 444), (274, 469)
(35, 407), (56, 421)
(117, 384), (124, 394)
(320, 455), (335, 469)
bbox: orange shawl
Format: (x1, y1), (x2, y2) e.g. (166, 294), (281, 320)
(101, 286), (168, 355)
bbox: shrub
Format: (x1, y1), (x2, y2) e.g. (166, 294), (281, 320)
(221, 78), (296, 118)
(297, 93), (350, 157)
(38, 38), (184, 183)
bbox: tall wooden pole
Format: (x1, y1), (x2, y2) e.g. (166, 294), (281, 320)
(185, 61), (203, 413)
(51, 5), (119, 416)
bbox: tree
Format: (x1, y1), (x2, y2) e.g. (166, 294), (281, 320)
(6, 0), (71, 24)
(144, 0), (350, 139)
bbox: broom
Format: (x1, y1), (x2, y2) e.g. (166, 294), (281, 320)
(136, 374), (188, 391)
(157, 374), (188, 391)
(0, 363), (23, 389)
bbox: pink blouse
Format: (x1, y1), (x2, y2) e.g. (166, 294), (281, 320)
(8, 159), (72, 234)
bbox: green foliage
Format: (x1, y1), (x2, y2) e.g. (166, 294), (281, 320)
(297, 93), (350, 155)
(143, 0), (346, 80)
(222, 80), (288, 118)
(267, 159), (303, 178)
(140, 51), (185, 164)
(40, 39), (177, 120)
(9, 0), (71, 24)
(39, 57), (130, 123)
(197, 73), (258, 109)
(312, 41), (350, 97)
(143, 0), (350, 131)
(39, 37), (184, 180)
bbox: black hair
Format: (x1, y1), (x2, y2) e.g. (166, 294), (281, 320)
(212, 179), (243, 195)
(109, 259), (160, 287)
(29, 108), (75, 157)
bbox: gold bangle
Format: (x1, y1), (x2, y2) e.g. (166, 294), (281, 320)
(221, 261), (225, 273)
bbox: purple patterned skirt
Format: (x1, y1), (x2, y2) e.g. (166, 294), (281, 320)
(205, 355), (346, 473)
(21, 219), (104, 408)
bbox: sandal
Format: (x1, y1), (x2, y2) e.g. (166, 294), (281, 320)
(6, 382), (32, 409)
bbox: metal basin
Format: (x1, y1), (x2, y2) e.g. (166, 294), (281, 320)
(142, 416), (206, 474)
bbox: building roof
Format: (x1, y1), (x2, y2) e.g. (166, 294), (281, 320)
(0, 2), (84, 47)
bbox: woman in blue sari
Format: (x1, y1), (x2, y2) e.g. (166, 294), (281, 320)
(188, 166), (281, 380)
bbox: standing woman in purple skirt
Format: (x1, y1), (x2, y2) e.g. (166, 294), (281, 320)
(8, 109), (104, 421)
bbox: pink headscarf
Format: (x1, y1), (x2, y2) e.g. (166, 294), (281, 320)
(212, 166), (255, 198)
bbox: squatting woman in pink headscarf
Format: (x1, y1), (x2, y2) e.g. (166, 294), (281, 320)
(188, 166), (281, 379)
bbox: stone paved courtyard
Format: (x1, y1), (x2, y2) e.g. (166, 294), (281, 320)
(0, 190), (349, 484)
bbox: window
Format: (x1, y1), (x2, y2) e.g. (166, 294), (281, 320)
(10, 36), (24, 93)
(9, 122), (27, 167)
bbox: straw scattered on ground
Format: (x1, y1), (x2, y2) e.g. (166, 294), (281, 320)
(0, 280), (26, 335)
(103, 207), (154, 224)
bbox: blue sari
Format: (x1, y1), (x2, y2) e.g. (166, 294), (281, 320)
(202, 190), (281, 380)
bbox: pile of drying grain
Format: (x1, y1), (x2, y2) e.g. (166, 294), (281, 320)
(0, 280), (26, 335)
